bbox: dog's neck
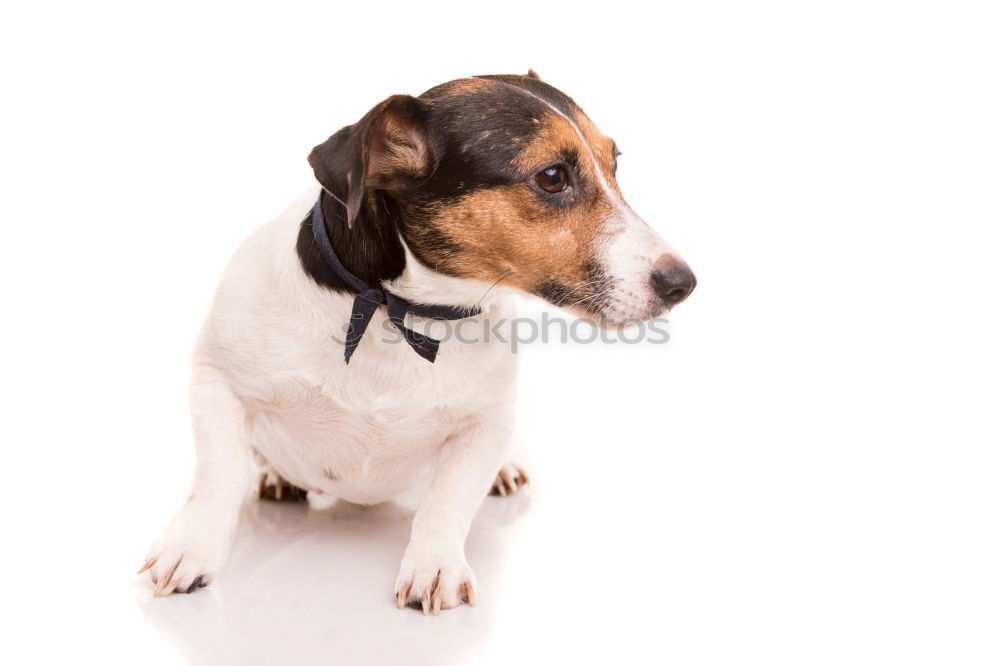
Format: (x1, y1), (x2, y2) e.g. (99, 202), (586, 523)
(296, 189), (406, 294)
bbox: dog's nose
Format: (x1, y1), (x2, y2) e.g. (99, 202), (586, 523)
(651, 257), (696, 308)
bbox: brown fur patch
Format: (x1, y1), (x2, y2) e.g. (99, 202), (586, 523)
(572, 110), (625, 199)
(512, 109), (583, 173)
(401, 182), (615, 307)
(366, 106), (432, 187)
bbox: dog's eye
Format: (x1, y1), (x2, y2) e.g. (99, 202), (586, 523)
(536, 165), (569, 193)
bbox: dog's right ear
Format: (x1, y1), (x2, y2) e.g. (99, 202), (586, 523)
(308, 95), (434, 227)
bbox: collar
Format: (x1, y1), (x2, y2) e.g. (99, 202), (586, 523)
(309, 197), (480, 363)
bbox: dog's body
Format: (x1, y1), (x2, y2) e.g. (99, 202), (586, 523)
(143, 73), (694, 613)
(201, 189), (518, 506)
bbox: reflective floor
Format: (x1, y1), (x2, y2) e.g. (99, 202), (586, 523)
(135, 493), (531, 666)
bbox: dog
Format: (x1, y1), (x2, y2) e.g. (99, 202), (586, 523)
(139, 71), (696, 614)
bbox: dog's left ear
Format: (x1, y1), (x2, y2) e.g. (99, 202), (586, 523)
(308, 95), (434, 227)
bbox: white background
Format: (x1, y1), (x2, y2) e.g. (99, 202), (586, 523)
(3, 1), (998, 664)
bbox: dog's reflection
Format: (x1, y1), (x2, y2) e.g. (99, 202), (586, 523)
(137, 494), (530, 666)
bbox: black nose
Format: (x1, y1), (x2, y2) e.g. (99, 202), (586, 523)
(651, 261), (697, 307)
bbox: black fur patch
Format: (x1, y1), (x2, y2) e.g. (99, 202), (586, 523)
(473, 74), (580, 119)
(583, 259), (613, 297)
(534, 278), (577, 307)
(296, 190), (406, 293)
(416, 94), (548, 199)
(534, 260), (612, 313)
(413, 76), (584, 202)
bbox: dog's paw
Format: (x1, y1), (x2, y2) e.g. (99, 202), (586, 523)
(490, 461), (529, 497)
(394, 547), (476, 615)
(139, 505), (231, 597)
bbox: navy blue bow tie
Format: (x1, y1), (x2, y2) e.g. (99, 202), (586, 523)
(310, 198), (479, 364)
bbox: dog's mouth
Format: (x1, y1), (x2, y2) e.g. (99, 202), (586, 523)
(541, 292), (669, 329)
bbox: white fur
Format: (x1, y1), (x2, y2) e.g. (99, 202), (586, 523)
(145, 187), (518, 608)
(598, 219), (680, 322)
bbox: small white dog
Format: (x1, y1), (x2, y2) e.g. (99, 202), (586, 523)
(140, 71), (695, 614)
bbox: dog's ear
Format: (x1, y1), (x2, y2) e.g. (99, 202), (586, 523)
(308, 95), (434, 227)
(526, 69), (541, 79)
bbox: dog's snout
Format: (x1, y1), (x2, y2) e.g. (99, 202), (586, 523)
(651, 257), (696, 308)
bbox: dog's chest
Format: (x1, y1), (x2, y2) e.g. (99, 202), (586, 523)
(244, 352), (490, 504)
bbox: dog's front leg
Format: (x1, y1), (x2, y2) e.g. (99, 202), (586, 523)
(395, 413), (511, 614)
(140, 366), (254, 595)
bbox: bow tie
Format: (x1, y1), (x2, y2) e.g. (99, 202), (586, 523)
(310, 197), (479, 363)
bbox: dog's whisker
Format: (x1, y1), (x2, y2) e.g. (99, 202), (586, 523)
(478, 268), (515, 307)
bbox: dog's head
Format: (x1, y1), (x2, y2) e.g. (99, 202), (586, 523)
(308, 71), (695, 323)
